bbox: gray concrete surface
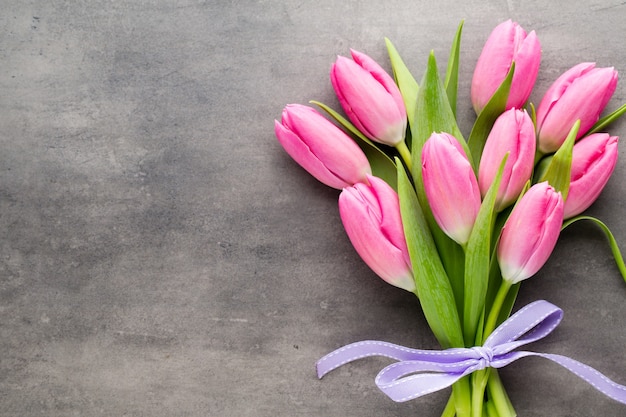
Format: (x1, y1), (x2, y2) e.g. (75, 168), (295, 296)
(2, 1), (626, 416)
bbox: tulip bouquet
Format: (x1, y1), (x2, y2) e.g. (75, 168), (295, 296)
(274, 20), (626, 416)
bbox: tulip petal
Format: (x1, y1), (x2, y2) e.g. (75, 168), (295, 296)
(339, 177), (414, 292)
(422, 133), (481, 245)
(275, 104), (371, 189)
(311, 100), (399, 190)
(478, 108), (536, 210)
(508, 30), (541, 109)
(564, 134), (618, 218)
(536, 63), (594, 130)
(331, 52), (407, 146)
(537, 63), (618, 153)
(471, 20), (540, 114)
(471, 20), (516, 112)
(351, 49), (406, 117)
(275, 121), (351, 189)
(498, 182), (564, 283)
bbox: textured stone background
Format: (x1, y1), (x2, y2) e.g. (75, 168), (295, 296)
(1, 1), (626, 416)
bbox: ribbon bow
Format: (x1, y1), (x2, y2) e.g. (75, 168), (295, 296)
(316, 300), (626, 404)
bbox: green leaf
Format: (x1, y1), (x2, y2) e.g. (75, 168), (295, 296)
(396, 159), (464, 348)
(385, 38), (419, 133)
(538, 120), (579, 201)
(412, 51), (469, 181)
(311, 100), (398, 190)
(442, 237), (466, 325)
(444, 20), (464, 117)
(562, 215), (626, 284)
(482, 180), (529, 324)
(467, 63), (515, 165)
(463, 154), (508, 346)
(529, 102), (537, 127)
(588, 102), (626, 135)
(411, 51), (469, 315)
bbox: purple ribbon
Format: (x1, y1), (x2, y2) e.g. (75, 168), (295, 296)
(317, 300), (626, 404)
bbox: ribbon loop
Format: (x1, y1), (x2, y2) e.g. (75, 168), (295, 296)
(316, 300), (626, 405)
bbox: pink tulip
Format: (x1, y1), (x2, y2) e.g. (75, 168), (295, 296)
(564, 133), (619, 218)
(422, 132), (481, 245)
(536, 63), (618, 154)
(339, 175), (415, 292)
(331, 49), (407, 146)
(274, 104), (372, 189)
(497, 182), (564, 283)
(478, 108), (536, 211)
(471, 20), (541, 114)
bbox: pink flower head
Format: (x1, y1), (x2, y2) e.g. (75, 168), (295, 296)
(339, 175), (414, 292)
(422, 132), (481, 245)
(331, 49), (407, 146)
(536, 63), (618, 154)
(478, 108), (536, 211)
(497, 182), (564, 283)
(564, 133), (619, 218)
(471, 19), (541, 114)
(275, 104), (371, 189)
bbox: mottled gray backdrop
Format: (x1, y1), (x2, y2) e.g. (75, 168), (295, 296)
(2, 1), (626, 416)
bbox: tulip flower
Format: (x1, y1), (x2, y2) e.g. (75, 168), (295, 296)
(497, 182), (564, 284)
(331, 49), (407, 147)
(274, 104), (372, 189)
(422, 132), (481, 246)
(478, 108), (536, 211)
(564, 133), (619, 218)
(536, 63), (618, 154)
(471, 19), (541, 114)
(339, 175), (415, 292)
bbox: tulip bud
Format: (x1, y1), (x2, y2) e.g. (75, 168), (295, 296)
(331, 49), (407, 146)
(422, 132), (481, 245)
(564, 133), (619, 218)
(471, 19), (541, 114)
(536, 63), (618, 154)
(339, 175), (415, 292)
(497, 182), (564, 284)
(478, 108), (536, 211)
(274, 104), (372, 189)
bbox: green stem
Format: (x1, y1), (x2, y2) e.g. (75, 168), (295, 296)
(441, 392), (457, 417)
(470, 279), (513, 417)
(485, 399), (498, 417)
(487, 369), (516, 417)
(482, 280), (512, 342)
(452, 376), (472, 417)
(396, 139), (413, 173)
(562, 215), (626, 284)
(471, 369), (488, 417)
